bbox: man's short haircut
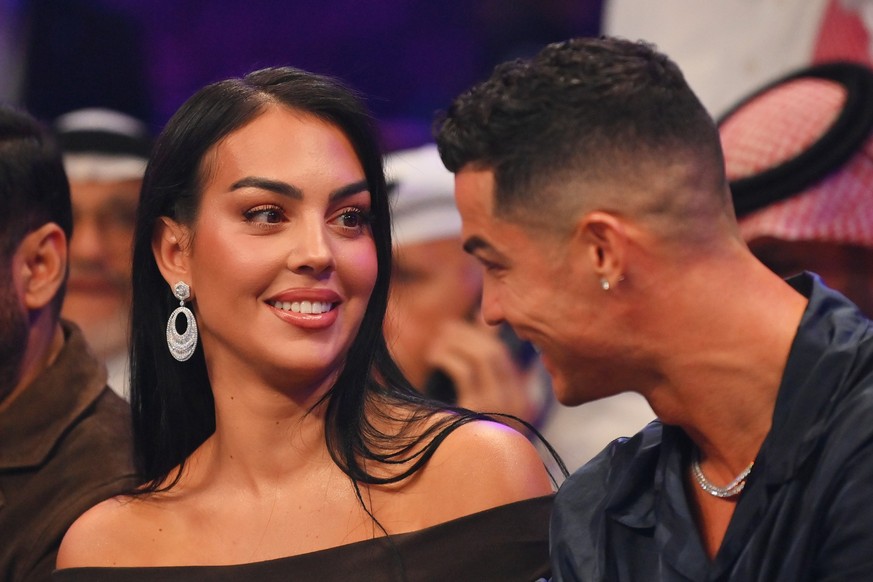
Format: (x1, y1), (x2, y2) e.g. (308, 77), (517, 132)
(435, 36), (726, 226)
(0, 106), (72, 310)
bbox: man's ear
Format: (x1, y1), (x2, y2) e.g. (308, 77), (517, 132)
(578, 211), (627, 286)
(19, 223), (67, 311)
(152, 217), (192, 286)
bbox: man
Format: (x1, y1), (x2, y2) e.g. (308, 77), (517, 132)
(719, 61), (873, 317)
(54, 108), (151, 397)
(0, 106), (136, 581)
(435, 37), (873, 580)
(385, 143), (653, 470)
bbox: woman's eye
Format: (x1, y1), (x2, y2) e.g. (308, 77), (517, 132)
(334, 207), (372, 232)
(244, 205), (284, 224)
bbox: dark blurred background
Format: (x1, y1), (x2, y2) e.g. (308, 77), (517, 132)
(2, 0), (603, 150)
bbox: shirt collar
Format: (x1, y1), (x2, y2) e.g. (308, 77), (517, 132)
(598, 272), (871, 576)
(606, 272), (869, 507)
(0, 320), (108, 469)
(605, 420), (667, 530)
(760, 271), (873, 484)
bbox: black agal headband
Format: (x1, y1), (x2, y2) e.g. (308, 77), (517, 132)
(718, 62), (873, 218)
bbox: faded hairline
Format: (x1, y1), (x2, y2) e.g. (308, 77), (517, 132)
(488, 143), (739, 252)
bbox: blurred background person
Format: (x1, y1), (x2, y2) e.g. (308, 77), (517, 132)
(605, 0), (873, 118)
(385, 144), (538, 421)
(0, 105), (135, 582)
(719, 61), (873, 317)
(53, 108), (152, 398)
(384, 144), (653, 471)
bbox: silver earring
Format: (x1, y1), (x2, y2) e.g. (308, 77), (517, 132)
(166, 281), (198, 362)
(600, 278), (611, 291)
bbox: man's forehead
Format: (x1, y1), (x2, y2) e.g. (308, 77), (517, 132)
(454, 167), (496, 207)
(454, 168), (495, 225)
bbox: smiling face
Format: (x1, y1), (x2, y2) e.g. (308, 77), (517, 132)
(453, 167), (621, 405)
(160, 106), (378, 390)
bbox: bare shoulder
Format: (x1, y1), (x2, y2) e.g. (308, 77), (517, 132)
(415, 415), (554, 513)
(56, 494), (163, 569)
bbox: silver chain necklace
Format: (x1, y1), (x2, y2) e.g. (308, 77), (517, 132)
(691, 449), (754, 498)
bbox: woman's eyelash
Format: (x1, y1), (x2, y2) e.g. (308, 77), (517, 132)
(243, 204), (285, 224)
(241, 204), (374, 231)
(336, 207), (374, 227)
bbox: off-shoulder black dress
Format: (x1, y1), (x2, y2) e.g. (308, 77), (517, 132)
(53, 495), (553, 582)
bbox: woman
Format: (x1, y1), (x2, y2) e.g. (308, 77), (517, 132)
(54, 67), (556, 580)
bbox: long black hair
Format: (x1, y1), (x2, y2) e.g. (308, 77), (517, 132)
(130, 67), (493, 493)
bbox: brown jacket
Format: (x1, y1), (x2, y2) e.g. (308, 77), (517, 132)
(0, 321), (137, 581)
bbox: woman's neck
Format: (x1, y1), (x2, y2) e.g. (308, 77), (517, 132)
(191, 359), (339, 493)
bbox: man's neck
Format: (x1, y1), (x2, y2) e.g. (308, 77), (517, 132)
(0, 321), (65, 414)
(645, 253), (808, 473)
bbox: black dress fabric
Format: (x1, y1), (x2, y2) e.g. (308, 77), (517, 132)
(53, 494), (553, 582)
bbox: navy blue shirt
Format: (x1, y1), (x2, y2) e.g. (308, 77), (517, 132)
(551, 273), (873, 581)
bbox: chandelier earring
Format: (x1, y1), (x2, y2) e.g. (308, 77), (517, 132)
(166, 281), (198, 362)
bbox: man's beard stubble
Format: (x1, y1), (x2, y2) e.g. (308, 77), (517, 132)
(0, 257), (29, 404)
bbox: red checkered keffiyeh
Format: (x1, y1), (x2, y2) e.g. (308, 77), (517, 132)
(720, 76), (873, 247)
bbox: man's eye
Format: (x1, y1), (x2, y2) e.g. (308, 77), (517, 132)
(478, 257), (501, 272)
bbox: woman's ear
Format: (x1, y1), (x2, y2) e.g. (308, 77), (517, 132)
(152, 217), (192, 286)
(18, 223), (67, 311)
(578, 211), (627, 286)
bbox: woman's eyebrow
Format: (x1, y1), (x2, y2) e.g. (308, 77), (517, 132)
(329, 179), (369, 203)
(230, 176), (302, 199)
(229, 177), (369, 203)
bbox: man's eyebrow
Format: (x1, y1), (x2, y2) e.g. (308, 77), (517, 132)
(462, 235), (491, 255)
(229, 177), (369, 203)
(463, 235), (510, 264)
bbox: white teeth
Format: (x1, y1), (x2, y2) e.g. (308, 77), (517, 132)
(271, 300), (333, 314)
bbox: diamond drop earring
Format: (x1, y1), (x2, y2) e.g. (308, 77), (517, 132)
(166, 281), (198, 362)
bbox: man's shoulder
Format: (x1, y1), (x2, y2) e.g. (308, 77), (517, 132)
(45, 382), (136, 502)
(555, 419), (664, 512)
(66, 384), (134, 469)
(550, 420), (665, 581)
